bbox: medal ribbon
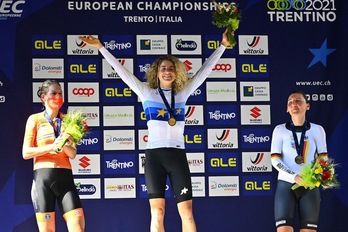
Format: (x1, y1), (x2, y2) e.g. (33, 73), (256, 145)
(158, 87), (175, 119)
(290, 120), (308, 160)
(45, 111), (61, 138)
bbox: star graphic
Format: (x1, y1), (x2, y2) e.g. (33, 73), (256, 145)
(157, 108), (166, 117)
(308, 39), (336, 68)
(0, 172), (34, 231)
(176, 108), (182, 115)
(180, 187), (188, 195)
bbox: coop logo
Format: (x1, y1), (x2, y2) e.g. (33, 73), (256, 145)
(79, 156), (90, 168)
(68, 83), (99, 103)
(73, 88), (95, 96)
(0, 0), (25, 19)
(212, 63), (232, 72)
(175, 39), (197, 51)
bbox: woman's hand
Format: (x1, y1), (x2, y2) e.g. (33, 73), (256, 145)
(79, 35), (103, 49)
(221, 28), (233, 47)
(294, 174), (304, 186)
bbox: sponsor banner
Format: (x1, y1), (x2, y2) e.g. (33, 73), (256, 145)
(242, 175), (272, 196)
(32, 58), (64, 79)
(136, 105), (147, 127)
(207, 128), (238, 149)
(138, 129), (148, 150)
(67, 58), (99, 79)
(242, 152), (272, 173)
(184, 128), (205, 150)
(206, 81), (237, 102)
(238, 35), (269, 55)
(208, 58), (236, 78)
(138, 153), (145, 174)
(205, 104), (238, 126)
(136, 35), (167, 55)
(187, 153), (205, 173)
(209, 176), (239, 197)
(102, 58), (134, 79)
(102, 81), (135, 103)
(104, 178), (136, 199)
(103, 106), (135, 126)
(240, 82), (270, 101)
(104, 153), (136, 175)
(239, 58), (269, 79)
(71, 154), (101, 175)
(208, 151), (239, 173)
(191, 176), (205, 197)
(240, 105), (271, 125)
(67, 82), (99, 103)
(187, 85), (205, 103)
(104, 129), (135, 150)
(32, 35), (64, 55)
(68, 106), (100, 127)
(101, 35), (134, 55)
(78, 129), (101, 151)
(171, 35), (201, 55)
(241, 128), (272, 149)
(67, 35), (99, 55)
(75, 178), (101, 199)
(178, 58), (202, 78)
(185, 105), (203, 126)
(204, 35), (236, 56)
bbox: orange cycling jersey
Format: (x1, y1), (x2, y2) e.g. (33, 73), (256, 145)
(23, 111), (72, 170)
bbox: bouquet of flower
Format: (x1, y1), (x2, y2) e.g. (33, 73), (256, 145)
(57, 110), (89, 152)
(292, 157), (340, 190)
(211, 0), (241, 48)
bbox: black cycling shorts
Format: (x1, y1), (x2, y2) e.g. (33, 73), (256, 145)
(274, 180), (320, 230)
(31, 168), (83, 214)
(145, 148), (192, 203)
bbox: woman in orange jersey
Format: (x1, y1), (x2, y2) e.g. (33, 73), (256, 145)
(22, 80), (85, 232)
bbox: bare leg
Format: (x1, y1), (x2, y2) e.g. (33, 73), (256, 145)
(64, 208), (85, 232)
(177, 200), (196, 232)
(149, 198), (166, 232)
(36, 212), (55, 232)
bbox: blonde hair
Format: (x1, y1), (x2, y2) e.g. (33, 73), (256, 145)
(145, 55), (190, 93)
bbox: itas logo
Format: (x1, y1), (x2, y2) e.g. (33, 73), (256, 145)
(0, 0), (26, 20)
(79, 156), (90, 168)
(175, 39), (197, 51)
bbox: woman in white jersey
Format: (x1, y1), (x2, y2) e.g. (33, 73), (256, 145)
(79, 29), (231, 232)
(271, 90), (328, 232)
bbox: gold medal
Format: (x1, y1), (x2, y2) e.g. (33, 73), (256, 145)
(168, 117), (176, 126)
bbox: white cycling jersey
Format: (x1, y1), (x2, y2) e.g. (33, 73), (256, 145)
(99, 45), (226, 149)
(271, 122), (327, 183)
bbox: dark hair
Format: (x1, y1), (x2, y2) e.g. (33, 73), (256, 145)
(289, 89), (309, 103)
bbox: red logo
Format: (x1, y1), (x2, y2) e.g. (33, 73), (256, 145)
(250, 107), (261, 118)
(79, 156), (90, 168)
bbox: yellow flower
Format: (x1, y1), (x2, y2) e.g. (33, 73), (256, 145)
(315, 181), (321, 187)
(314, 166), (323, 174)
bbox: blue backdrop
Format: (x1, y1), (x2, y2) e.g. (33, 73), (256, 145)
(0, 0), (347, 231)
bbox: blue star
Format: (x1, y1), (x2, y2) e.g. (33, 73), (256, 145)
(0, 172), (34, 231)
(308, 39), (336, 68)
